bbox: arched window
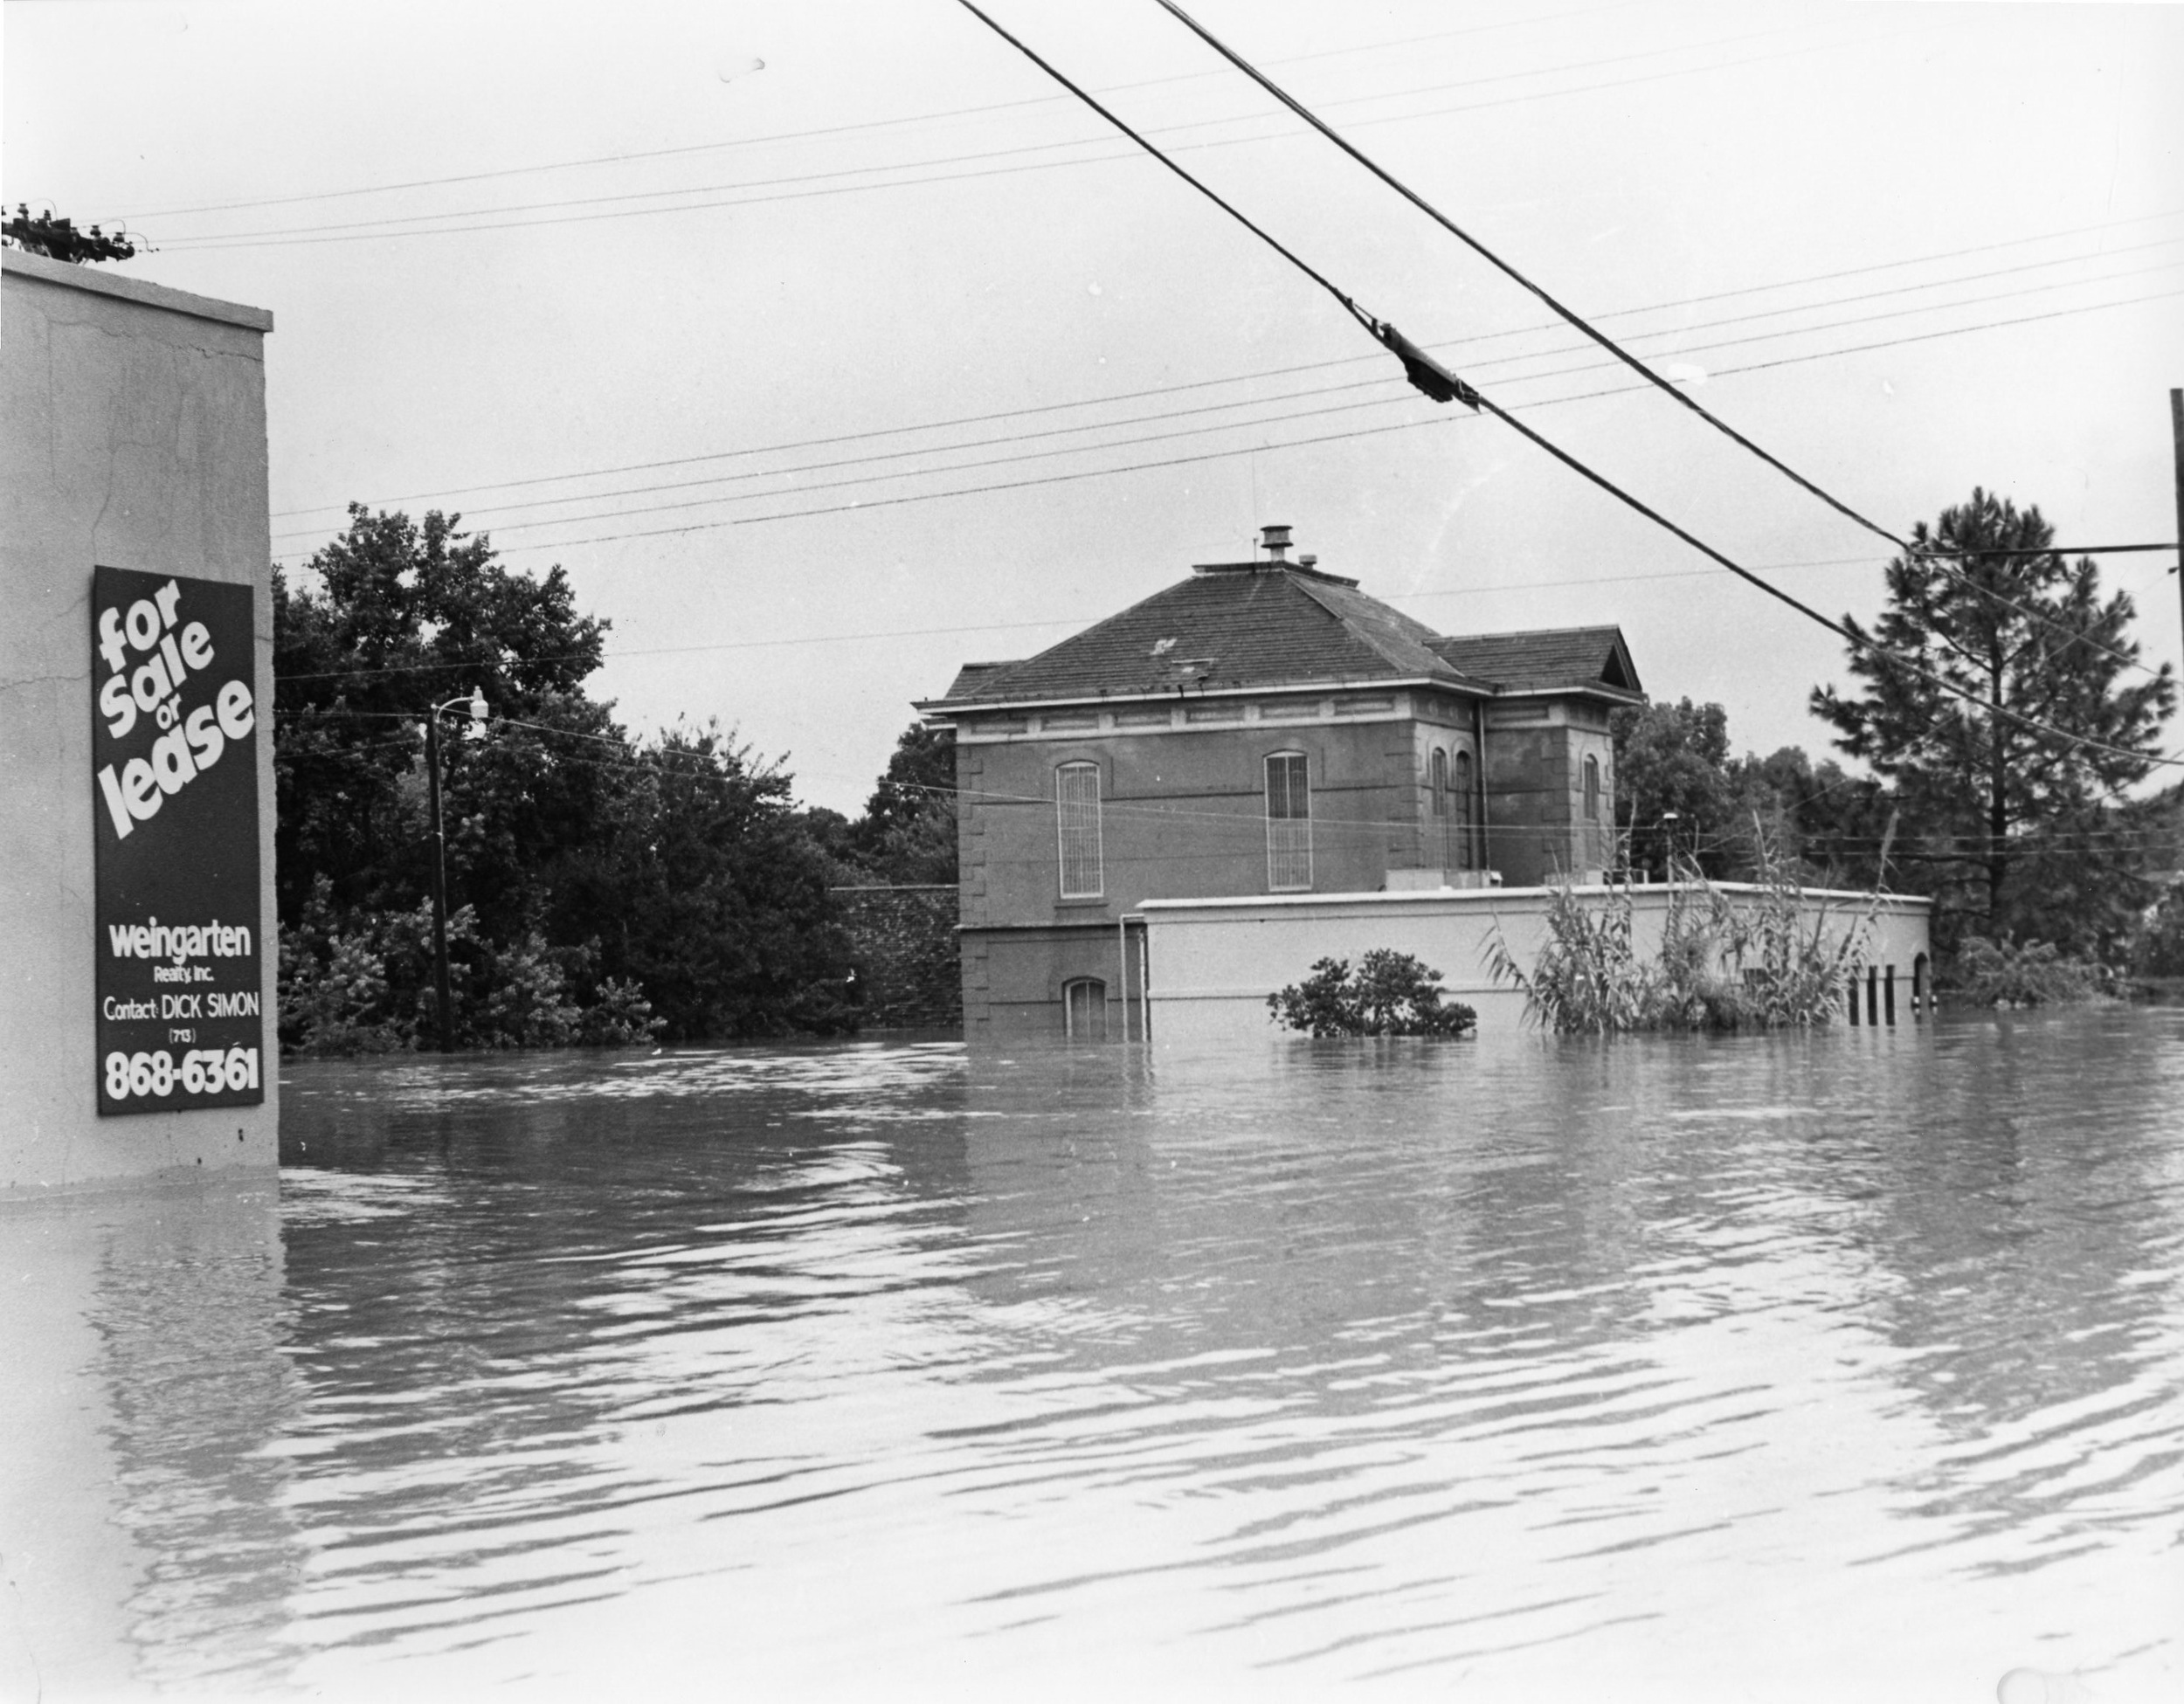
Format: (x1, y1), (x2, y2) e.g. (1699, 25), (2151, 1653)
(1453, 750), (1475, 869)
(1055, 762), (1102, 898)
(1062, 976), (1108, 1040)
(1265, 751), (1311, 891)
(1583, 754), (1601, 822)
(1429, 747), (1450, 871)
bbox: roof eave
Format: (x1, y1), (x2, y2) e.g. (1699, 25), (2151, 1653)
(916, 672), (1492, 718)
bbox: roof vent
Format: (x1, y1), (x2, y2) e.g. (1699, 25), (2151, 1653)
(1297, 553), (1317, 569)
(1260, 523), (1293, 561)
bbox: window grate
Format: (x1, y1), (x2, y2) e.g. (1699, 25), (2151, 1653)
(1056, 762), (1102, 898)
(1265, 752), (1312, 891)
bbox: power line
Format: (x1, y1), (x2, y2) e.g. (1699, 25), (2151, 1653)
(268, 240), (2184, 542)
(950, 1), (2180, 774)
(274, 719), (2184, 854)
(266, 209), (2184, 523)
(152, 27), (1787, 250)
(1154, 0), (1914, 557)
(461, 285), (2183, 554)
(280, 255), (2183, 548)
(112, 2), (1645, 224)
(273, 555), (1907, 686)
(147, 25), (1896, 254)
(1144, 1), (2181, 693)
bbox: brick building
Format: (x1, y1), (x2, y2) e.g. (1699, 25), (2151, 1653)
(917, 528), (1647, 1039)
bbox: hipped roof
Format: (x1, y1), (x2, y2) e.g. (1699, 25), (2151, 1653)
(930, 563), (1642, 707)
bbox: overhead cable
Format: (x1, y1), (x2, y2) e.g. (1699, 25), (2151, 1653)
(273, 253), (2175, 542)
(149, 25), (1888, 253)
(449, 286), (2184, 553)
(1148, 0), (2181, 683)
(116, 1), (1642, 224)
(270, 220), (2184, 522)
(1152, 0), (1918, 553)
(950, 0), (2177, 770)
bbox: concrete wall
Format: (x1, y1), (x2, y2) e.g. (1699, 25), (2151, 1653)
(951, 685), (1624, 1037)
(1, 251), (278, 1190)
(1139, 883), (1933, 1046)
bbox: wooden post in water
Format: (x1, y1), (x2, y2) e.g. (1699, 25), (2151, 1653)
(1849, 974), (1861, 1025)
(1866, 965), (1879, 1026)
(1884, 965), (1897, 1026)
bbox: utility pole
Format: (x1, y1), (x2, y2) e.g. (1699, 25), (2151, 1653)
(424, 710), (454, 1053)
(2172, 389), (2183, 667)
(423, 688), (488, 1053)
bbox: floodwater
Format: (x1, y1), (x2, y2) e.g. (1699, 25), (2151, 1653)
(6, 1011), (2182, 1702)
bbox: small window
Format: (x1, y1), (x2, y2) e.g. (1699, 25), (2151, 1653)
(1583, 754), (1601, 822)
(1063, 977), (1107, 1040)
(1265, 752), (1311, 891)
(1430, 748), (1448, 816)
(1056, 762), (1102, 898)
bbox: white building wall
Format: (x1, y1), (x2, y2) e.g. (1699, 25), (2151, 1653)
(1139, 883), (1933, 1046)
(1, 252), (277, 1190)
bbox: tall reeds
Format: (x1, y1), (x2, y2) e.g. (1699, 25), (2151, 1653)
(1486, 846), (1872, 1034)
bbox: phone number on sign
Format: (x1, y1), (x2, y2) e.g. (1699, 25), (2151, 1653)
(104, 1046), (259, 1100)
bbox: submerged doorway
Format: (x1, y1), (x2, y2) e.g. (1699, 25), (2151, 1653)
(1063, 977), (1108, 1041)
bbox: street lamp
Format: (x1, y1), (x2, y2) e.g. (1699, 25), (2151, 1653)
(1659, 811), (1682, 882)
(423, 688), (488, 1052)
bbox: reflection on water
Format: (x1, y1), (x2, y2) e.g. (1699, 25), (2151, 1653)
(10, 1011), (2182, 1700)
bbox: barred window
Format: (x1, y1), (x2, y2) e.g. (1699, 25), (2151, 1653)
(1583, 754), (1601, 822)
(1265, 752), (1312, 891)
(1055, 762), (1102, 898)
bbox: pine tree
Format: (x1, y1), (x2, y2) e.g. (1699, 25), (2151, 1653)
(1810, 487), (2175, 952)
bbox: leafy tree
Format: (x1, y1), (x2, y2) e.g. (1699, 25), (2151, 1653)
(549, 725), (854, 1039)
(275, 507), (854, 1047)
(274, 506), (613, 936)
(1810, 488), (2176, 954)
(1733, 745), (1896, 891)
(847, 720), (957, 886)
(1611, 699), (1736, 877)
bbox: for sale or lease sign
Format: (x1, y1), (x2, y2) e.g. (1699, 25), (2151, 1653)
(92, 566), (265, 1115)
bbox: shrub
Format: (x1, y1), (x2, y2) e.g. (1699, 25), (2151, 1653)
(2130, 886), (2184, 981)
(577, 977), (667, 1045)
(1268, 950), (1477, 1038)
(278, 874), (667, 1055)
(1949, 935), (2101, 1007)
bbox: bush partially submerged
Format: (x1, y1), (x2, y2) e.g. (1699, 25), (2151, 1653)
(1268, 949), (1477, 1038)
(1486, 852), (1871, 1035)
(1949, 935), (2101, 1007)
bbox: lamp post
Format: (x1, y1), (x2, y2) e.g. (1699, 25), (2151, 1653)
(424, 688), (488, 1052)
(1659, 811), (1682, 882)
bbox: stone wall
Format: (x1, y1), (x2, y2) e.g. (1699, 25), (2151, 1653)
(833, 886), (962, 1030)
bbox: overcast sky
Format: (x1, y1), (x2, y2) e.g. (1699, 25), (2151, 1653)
(10, 0), (2181, 812)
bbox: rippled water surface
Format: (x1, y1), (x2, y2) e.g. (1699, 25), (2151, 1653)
(13, 1010), (2184, 1701)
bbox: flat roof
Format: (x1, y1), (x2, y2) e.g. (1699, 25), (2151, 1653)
(3, 247), (273, 334)
(1135, 882), (1932, 912)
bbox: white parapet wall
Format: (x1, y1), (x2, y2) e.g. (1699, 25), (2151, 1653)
(1, 251), (278, 1191)
(1137, 882), (1933, 1045)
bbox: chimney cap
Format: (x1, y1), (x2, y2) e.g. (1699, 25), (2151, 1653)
(1260, 523), (1294, 560)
